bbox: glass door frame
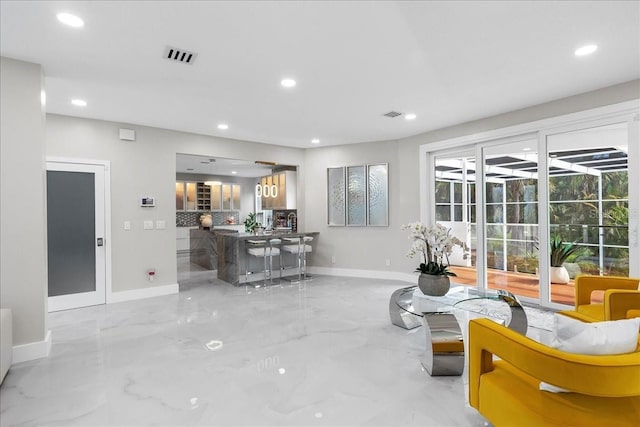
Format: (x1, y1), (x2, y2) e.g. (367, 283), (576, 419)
(420, 100), (639, 309)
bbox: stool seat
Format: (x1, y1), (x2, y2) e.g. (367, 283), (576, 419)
(248, 247), (281, 257)
(282, 244), (312, 253)
(280, 235), (314, 282)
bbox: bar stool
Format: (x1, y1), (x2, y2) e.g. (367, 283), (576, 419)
(246, 239), (281, 287)
(281, 235), (313, 282)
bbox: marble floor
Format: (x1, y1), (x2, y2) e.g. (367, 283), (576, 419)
(0, 260), (489, 426)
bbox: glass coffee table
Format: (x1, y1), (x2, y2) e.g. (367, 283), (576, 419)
(389, 285), (553, 376)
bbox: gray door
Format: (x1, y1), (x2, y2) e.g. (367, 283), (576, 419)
(47, 162), (106, 311)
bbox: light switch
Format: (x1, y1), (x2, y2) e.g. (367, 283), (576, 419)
(143, 220), (154, 230)
(156, 220), (166, 230)
(124, 221), (131, 230)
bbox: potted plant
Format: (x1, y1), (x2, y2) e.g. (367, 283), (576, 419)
(243, 212), (260, 233)
(549, 234), (583, 284)
(401, 222), (469, 296)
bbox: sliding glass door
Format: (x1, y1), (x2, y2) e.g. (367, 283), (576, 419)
(433, 150), (477, 288)
(545, 122), (631, 306)
(481, 137), (539, 301)
(426, 111), (638, 308)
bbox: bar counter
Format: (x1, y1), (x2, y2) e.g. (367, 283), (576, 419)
(218, 231), (319, 286)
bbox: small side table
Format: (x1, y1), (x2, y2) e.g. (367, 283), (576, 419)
(389, 286), (528, 376)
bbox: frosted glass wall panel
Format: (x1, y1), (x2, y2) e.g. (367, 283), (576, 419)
(347, 166), (366, 226)
(327, 167), (345, 226)
(367, 163), (388, 226)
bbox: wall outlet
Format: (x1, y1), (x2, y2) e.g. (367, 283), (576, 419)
(124, 220), (131, 230)
(331, 255), (336, 264)
(143, 220), (153, 230)
(385, 259), (391, 266)
(156, 220), (166, 229)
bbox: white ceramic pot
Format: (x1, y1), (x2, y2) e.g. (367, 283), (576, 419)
(550, 266), (570, 284)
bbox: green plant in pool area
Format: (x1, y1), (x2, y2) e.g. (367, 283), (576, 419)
(549, 235), (583, 267)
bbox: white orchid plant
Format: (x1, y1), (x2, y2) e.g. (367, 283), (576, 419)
(401, 222), (469, 276)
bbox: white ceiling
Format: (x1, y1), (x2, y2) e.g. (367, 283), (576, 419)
(176, 154), (281, 177)
(1, 1), (639, 149)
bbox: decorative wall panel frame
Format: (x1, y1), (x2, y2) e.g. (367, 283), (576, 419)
(327, 163), (389, 227)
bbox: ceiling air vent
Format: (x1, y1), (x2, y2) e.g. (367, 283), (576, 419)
(383, 111), (402, 118)
(164, 46), (197, 65)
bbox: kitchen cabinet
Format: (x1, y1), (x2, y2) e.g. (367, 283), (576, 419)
(209, 183), (241, 211)
(176, 182), (200, 211)
(196, 182), (211, 210)
(176, 181), (241, 211)
(186, 182), (197, 211)
(258, 171), (296, 210)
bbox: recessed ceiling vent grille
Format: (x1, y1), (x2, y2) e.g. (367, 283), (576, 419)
(164, 46), (197, 64)
(383, 111), (402, 118)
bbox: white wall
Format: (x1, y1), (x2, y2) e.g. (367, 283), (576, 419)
(0, 57), (47, 347)
(46, 114), (306, 293)
(304, 79), (640, 276)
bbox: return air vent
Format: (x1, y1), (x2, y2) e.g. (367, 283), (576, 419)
(164, 46), (197, 64)
(383, 111), (402, 118)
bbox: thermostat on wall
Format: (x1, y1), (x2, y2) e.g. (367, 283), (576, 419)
(140, 197), (155, 207)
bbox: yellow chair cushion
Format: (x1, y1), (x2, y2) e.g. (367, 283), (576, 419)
(576, 303), (604, 321)
(479, 360), (640, 427)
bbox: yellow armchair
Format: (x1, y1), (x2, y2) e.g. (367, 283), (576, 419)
(559, 275), (640, 322)
(468, 318), (640, 427)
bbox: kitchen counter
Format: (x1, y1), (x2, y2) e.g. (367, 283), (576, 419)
(217, 231), (319, 285)
(189, 228), (239, 270)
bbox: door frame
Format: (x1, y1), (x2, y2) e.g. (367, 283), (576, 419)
(46, 157), (112, 311)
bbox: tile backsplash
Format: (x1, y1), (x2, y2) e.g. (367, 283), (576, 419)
(176, 211), (240, 227)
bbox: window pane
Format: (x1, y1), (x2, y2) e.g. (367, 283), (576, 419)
(435, 181), (450, 203)
(506, 204), (537, 224)
(435, 205), (450, 221)
(453, 205), (463, 221)
(454, 182), (462, 203)
(486, 204), (503, 223)
(486, 183), (503, 203)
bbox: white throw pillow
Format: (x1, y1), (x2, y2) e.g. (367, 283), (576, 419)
(540, 314), (640, 393)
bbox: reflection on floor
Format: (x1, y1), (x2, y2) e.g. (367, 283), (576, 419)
(0, 265), (488, 426)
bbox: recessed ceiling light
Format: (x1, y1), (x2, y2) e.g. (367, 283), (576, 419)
(574, 44), (598, 56)
(57, 12), (84, 28)
(71, 99), (87, 107)
(311, 139), (320, 144)
(523, 147), (531, 152)
(217, 123), (229, 130)
(405, 113), (417, 121)
(281, 78), (296, 88)
(231, 171), (237, 174)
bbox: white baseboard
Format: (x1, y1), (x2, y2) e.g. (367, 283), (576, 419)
(108, 283), (179, 304)
(308, 267), (418, 284)
(12, 329), (51, 364)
